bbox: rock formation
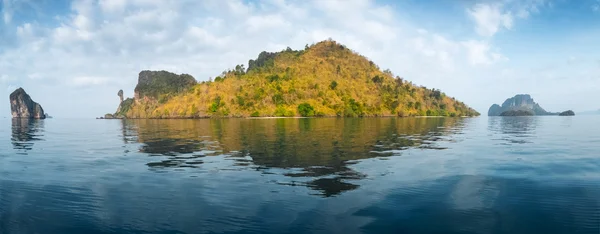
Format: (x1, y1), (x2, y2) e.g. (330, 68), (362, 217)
(118, 89), (124, 103)
(559, 110), (575, 116)
(9, 88), (46, 119)
(488, 94), (556, 116)
(134, 70), (197, 101)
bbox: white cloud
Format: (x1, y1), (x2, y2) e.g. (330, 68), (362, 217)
(16, 23), (32, 37)
(467, 0), (549, 37)
(246, 14), (289, 32)
(0, 0), (594, 117)
(99, 0), (127, 13)
(462, 40), (507, 65)
(467, 3), (513, 37)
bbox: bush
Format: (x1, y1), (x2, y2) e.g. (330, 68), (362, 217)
(347, 99), (364, 117)
(236, 95), (245, 106)
(275, 106), (295, 117)
(297, 103), (315, 117)
(329, 80), (338, 90)
(251, 111), (260, 117)
(371, 75), (384, 84)
(209, 96), (222, 113)
(272, 93), (285, 105)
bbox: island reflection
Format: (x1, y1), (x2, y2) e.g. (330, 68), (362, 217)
(123, 118), (466, 197)
(488, 116), (538, 145)
(11, 118), (45, 154)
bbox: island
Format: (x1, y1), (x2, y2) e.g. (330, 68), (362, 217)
(9, 88), (46, 119)
(559, 110), (575, 116)
(488, 94), (573, 116)
(104, 40), (479, 119)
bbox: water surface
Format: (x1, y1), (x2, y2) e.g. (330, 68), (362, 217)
(1, 117), (599, 233)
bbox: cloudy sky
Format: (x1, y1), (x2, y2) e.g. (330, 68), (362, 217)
(1, 0), (599, 117)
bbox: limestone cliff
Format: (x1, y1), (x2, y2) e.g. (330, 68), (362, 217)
(9, 88), (46, 119)
(488, 94), (556, 116)
(134, 70), (197, 102)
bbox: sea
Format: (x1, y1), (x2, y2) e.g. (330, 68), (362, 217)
(0, 116), (599, 234)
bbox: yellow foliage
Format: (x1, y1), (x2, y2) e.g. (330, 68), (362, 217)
(122, 40), (479, 118)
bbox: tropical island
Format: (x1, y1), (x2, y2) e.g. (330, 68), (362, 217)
(103, 40), (479, 119)
(488, 94), (574, 116)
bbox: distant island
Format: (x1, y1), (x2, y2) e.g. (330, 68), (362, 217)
(9, 88), (46, 119)
(558, 110), (575, 116)
(488, 94), (574, 116)
(104, 40), (479, 119)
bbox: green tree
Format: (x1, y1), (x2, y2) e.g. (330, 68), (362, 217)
(329, 80), (338, 90)
(297, 103), (315, 117)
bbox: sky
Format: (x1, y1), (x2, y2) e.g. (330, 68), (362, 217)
(0, 0), (599, 118)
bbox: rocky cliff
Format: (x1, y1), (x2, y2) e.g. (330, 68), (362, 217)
(9, 88), (46, 119)
(134, 70), (197, 102)
(488, 94), (556, 116)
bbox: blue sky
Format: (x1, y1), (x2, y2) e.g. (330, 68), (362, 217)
(1, 0), (599, 118)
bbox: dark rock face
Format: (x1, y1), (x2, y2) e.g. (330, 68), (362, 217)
(134, 70), (197, 101)
(559, 110), (575, 116)
(488, 94), (556, 116)
(9, 88), (46, 119)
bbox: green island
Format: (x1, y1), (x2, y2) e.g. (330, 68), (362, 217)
(106, 40), (479, 119)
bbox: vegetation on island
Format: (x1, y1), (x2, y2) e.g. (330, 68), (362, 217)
(499, 110), (535, 116)
(117, 39), (479, 118)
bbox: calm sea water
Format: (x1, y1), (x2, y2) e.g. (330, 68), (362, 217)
(0, 117), (599, 234)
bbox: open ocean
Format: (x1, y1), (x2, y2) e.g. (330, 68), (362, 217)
(1, 116), (599, 234)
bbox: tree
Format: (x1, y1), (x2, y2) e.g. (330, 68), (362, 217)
(371, 75), (384, 84)
(234, 64), (246, 75)
(329, 80), (338, 90)
(297, 103), (315, 117)
(117, 89), (124, 103)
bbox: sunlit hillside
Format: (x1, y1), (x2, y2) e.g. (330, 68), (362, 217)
(121, 39), (479, 118)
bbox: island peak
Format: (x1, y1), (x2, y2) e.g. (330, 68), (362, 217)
(9, 88), (46, 119)
(106, 40), (479, 118)
(489, 94), (572, 116)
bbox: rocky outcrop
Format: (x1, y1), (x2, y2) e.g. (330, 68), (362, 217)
(134, 70), (197, 101)
(9, 88), (46, 119)
(488, 94), (557, 116)
(559, 110), (575, 116)
(118, 89), (124, 103)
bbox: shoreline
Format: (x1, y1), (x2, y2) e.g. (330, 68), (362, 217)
(97, 115), (479, 120)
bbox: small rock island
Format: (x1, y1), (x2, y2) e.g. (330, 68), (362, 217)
(559, 110), (575, 116)
(9, 88), (46, 119)
(488, 94), (573, 116)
